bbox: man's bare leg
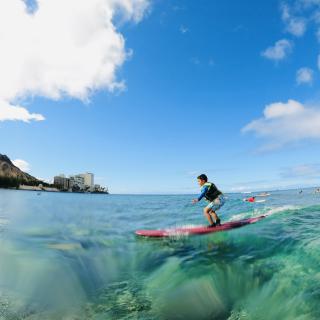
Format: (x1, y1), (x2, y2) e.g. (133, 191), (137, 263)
(204, 207), (215, 225)
(210, 210), (221, 225)
(209, 209), (218, 221)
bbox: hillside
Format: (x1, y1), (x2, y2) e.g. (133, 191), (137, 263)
(0, 154), (39, 185)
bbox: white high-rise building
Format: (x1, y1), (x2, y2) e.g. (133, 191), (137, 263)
(79, 173), (94, 190)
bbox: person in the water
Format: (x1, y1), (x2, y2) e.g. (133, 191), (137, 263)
(245, 196), (256, 202)
(192, 174), (225, 228)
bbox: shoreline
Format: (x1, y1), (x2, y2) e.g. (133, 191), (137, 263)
(0, 186), (109, 194)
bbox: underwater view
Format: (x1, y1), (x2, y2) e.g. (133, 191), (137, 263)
(1, 189), (320, 319)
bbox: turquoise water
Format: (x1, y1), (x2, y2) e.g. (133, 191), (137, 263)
(0, 189), (320, 319)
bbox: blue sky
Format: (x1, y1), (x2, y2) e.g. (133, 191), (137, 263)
(1, 0), (320, 193)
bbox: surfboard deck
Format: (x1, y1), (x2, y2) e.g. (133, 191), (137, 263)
(135, 215), (266, 238)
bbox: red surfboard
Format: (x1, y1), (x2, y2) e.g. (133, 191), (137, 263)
(135, 215), (266, 237)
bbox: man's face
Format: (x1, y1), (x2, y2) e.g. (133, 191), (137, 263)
(198, 179), (205, 187)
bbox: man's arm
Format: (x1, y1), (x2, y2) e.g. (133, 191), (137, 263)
(192, 186), (208, 203)
(197, 185), (208, 201)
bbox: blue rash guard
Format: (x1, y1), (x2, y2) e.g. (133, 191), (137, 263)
(198, 185), (209, 201)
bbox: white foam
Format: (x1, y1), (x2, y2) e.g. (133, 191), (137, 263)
(264, 205), (299, 217)
(229, 213), (248, 221)
(164, 224), (203, 238)
(229, 205), (299, 222)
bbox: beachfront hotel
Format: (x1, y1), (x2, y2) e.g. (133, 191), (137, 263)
(79, 173), (94, 190)
(54, 172), (106, 192)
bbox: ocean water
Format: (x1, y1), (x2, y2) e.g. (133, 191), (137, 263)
(0, 189), (320, 320)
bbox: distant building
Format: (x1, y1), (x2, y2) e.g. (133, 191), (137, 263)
(69, 175), (85, 190)
(79, 173), (94, 190)
(54, 176), (70, 190)
(53, 172), (107, 193)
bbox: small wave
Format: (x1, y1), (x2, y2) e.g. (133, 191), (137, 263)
(264, 205), (300, 217)
(229, 212), (250, 221)
(229, 205), (299, 222)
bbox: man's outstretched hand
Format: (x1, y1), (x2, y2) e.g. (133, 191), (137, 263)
(192, 199), (199, 204)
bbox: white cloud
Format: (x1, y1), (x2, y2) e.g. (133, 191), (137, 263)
(242, 99), (320, 150)
(263, 99), (304, 118)
(261, 39), (293, 61)
(287, 18), (307, 36)
(12, 159), (31, 172)
(180, 25), (188, 34)
(0, 99), (45, 122)
(0, 0), (149, 122)
(281, 4), (307, 37)
(280, 1), (320, 42)
(281, 164), (320, 178)
(296, 67), (314, 84)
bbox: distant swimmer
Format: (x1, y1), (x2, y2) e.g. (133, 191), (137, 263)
(192, 174), (225, 228)
(245, 196), (256, 203)
(299, 190), (303, 194)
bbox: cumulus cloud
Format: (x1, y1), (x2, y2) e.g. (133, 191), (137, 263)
(0, 0), (149, 122)
(281, 3), (307, 37)
(0, 99), (45, 122)
(281, 1), (320, 39)
(261, 39), (293, 61)
(281, 164), (320, 178)
(242, 99), (320, 150)
(264, 99), (304, 118)
(296, 67), (314, 84)
(265, 1), (320, 69)
(12, 159), (31, 172)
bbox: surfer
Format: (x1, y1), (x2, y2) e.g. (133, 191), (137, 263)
(245, 196), (256, 203)
(192, 174), (225, 228)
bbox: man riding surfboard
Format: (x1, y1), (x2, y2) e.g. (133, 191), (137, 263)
(192, 174), (225, 228)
